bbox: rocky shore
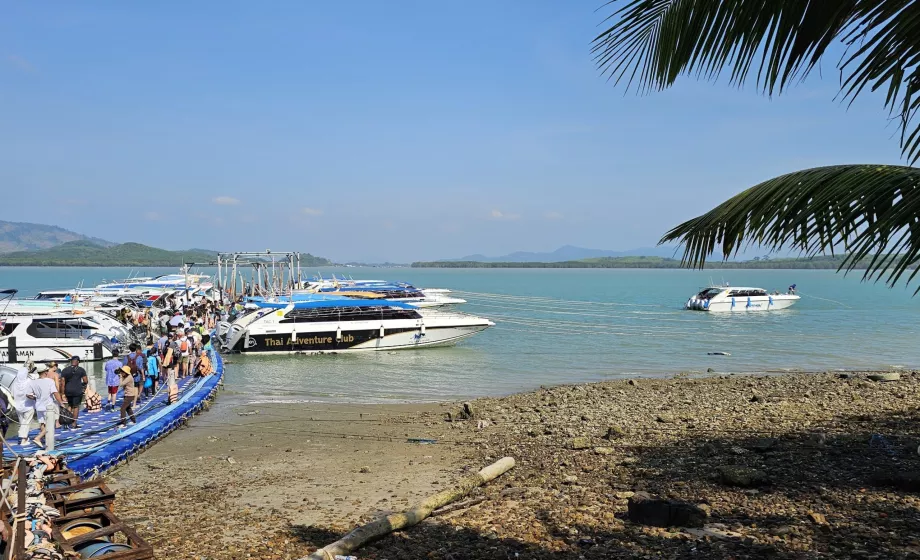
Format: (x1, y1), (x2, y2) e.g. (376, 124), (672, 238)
(108, 371), (920, 559)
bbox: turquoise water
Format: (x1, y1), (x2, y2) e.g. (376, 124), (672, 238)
(2, 266), (918, 402)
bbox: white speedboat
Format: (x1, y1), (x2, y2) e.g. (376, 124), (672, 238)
(0, 290), (127, 363)
(297, 278), (467, 307)
(220, 299), (493, 354)
(686, 286), (799, 312)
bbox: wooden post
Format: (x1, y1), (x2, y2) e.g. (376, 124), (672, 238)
(13, 458), (25, 560)
(302, 457), (515, 560)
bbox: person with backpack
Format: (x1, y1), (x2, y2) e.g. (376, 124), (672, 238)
(178, 331), (191, 378)
(125, 344), (146, 406)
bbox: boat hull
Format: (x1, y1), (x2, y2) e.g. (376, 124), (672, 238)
(688, 295), (799, 312)
(231, 324), (490, 354)
(0, 340), (113, 363)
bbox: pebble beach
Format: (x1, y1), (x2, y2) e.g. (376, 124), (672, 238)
(105, 369), (920, 559)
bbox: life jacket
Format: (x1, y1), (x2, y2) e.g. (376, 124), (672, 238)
(84, 389), (102, 413)
(197, 355), (213, 376)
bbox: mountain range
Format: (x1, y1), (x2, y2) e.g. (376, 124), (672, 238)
(0, 220), (114, 253)
(0, 220), (332, 266)
(448, 245), (681, 263)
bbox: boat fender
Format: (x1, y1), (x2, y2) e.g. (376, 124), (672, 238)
(768, 296), (773, 307)
(746, 297), (752, 309)
(335, 326), (342, 341)
(420, 321), (426, 335)
(702, 299), (709, 309)
(379, 325), (385, 338)
(731, 297), (736, 309)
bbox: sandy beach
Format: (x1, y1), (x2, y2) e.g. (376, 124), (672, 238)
(107, 370), (920, 559)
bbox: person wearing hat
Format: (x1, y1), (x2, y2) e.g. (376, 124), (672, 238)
(30, 364), (63, 450)
(117, 365), (137, 428)
(60, 356), (88, 429)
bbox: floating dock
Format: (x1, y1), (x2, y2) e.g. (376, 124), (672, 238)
(6, 354), (224, 479)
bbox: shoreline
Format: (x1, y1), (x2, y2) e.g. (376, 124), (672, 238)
(107, 368), (920, 559)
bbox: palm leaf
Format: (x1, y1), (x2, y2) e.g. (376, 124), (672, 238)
(658, 164), (920, 290)
(593, 0), (920, 163)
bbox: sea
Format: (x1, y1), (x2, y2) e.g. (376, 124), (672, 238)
(2, 266), (918, 403)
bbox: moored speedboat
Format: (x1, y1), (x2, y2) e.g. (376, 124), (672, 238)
(220, 299), (493, 354)
(686, 286), (799, 312)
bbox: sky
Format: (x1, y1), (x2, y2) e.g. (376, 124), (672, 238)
(0, 1), (908, 263)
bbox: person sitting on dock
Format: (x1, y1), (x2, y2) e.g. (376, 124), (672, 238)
(196, 345), (214, 377)
(61, 356), (87, 430)
(117, 366), (137, 429)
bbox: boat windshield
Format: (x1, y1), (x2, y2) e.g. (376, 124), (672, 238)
(696, 288), (724, 299)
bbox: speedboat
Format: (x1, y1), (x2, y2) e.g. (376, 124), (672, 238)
(686, 286), (800, 312)
(0, 290), (128, 362)
(220, 298), (494, 354)
(296, 278), (466, 307)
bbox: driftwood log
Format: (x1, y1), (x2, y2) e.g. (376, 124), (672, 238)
(302, 457), (515, 560)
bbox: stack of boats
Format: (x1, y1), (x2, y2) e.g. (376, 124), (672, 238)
(217, 277), (494, 354)
(1, 269), (496, 363)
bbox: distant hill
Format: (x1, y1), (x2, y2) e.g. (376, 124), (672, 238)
(449, 245), (681, 263)
(0, 241), (220, 266)
(413, 255), (880, 269)
(0, 220), (114, 253)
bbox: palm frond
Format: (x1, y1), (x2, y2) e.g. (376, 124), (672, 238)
(593, 0), (920, 163)
(658, 164), (920, 290)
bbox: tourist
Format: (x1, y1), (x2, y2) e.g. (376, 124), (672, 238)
(30, 365), (63, 450)
(145, 349), (159, 397)
(196, 345), (214, 377)
(12, 364), (36, 445)
(45, 362), (62, 397)
(158, 311), (169, 336)
(45, 362), (63, 428)
(103, 350), (123, 412)
(126, 344), (146, 406)
(178, 330), (191, 378)
(60, 356), (87, 430)
(168, 311), (185, 331)
(116, 366), (137, 429)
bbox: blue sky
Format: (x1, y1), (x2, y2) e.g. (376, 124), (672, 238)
(0, 1), (907, 262)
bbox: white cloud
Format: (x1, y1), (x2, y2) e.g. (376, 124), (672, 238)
(301, 207), (323, 216)
(544, 211), (563, 220)
(212, 196), (240, 206)
(489, 209), (521, 220)
(5, 55), (36, 73)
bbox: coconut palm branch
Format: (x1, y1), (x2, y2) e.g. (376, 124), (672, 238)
(592, 0), (920, 163)
(658, 164), (920, 289)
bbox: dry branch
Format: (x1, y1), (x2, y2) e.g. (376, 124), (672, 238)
(302, 457), (515, 560)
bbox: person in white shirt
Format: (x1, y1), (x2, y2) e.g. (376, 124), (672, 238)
(30, 365), (63, 450)
(12, 365), (36, 446)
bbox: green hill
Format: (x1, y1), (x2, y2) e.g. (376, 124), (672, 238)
(0, 241), (219, 266)
(0, 220), (114, 253)
(0, 241), (333, 267)
(412, 254), (880, 269)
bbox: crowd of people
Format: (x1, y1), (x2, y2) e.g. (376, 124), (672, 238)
(6, 296), (222, 452)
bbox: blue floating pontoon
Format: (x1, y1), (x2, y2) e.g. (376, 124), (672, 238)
(7, 354), (224, 479)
